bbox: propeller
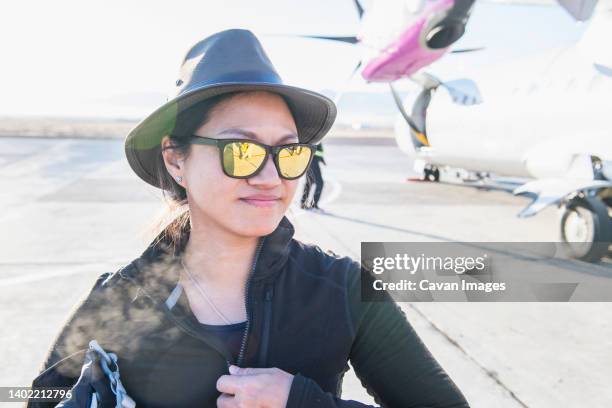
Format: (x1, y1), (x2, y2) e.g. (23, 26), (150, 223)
(264, 0), (364, 45)
(332, 60), (363, 106)
(285, 34), (360, 44)
(353, 0), (364, 19)
(410, 72), (483, 105)
(442, 79), (483, 105)
(389, 82), (423, 136)
(451, 46), (486, 53)
(594, 63), (612, 77)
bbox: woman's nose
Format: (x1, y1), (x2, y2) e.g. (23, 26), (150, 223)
(249, 153), (282, 185)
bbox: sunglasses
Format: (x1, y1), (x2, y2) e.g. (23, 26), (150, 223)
(186, 135), (315, 180)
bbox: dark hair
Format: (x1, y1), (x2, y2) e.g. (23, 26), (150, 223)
(145, 92), (242, 255)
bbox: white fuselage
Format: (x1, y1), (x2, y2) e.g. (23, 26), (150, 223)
(398, 7), (612, 180)
(422, 44), (612, 178)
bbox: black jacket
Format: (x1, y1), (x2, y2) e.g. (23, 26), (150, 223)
(26, 215), (470, 408)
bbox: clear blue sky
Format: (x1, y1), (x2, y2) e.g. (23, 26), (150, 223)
(0, 0), (588, 119)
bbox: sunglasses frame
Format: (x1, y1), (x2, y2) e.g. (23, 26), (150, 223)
(188, 135), (316, 180)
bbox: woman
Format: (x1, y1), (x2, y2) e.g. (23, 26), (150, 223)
(27, 29), (470, 408)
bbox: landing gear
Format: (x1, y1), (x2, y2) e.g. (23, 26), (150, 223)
(559, 194), (612, 262)
(423, 165), (440, 182)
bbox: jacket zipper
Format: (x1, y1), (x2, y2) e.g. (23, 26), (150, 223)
(258, 285), (274, 367)
(234, 236), (266, 369)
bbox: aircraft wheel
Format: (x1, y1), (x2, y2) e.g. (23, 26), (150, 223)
(424, 166), (440, 182)
(559, 195), (612, 262)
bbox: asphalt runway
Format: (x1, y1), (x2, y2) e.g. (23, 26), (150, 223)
(1, 135), (610, 407)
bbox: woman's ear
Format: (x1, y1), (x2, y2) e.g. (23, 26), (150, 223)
(161, 136), (184, 179)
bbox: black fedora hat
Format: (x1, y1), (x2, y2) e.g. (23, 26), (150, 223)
(125, 28), (337, 188)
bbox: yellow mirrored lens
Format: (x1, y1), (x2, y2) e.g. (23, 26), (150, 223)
(223, 142), (266, 177)
(278, 146), (312, 178)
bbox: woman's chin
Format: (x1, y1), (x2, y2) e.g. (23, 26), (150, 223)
(231, 209), (283, 236)
(238, 222), (278, 238)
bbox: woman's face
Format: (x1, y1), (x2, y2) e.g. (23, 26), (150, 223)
(163, 91), (301, 238)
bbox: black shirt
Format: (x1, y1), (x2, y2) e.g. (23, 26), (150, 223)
(172, 282), (247, 364)
(194, 320), (246, 364)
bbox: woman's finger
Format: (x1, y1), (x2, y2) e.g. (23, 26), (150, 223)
(229, 365), (269, 376)
(216, 373), (245, 395)
(216, 392), (236, 408)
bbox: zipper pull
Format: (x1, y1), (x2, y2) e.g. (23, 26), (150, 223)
(265, 286), (273, 301)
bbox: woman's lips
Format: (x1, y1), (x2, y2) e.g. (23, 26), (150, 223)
(240, 198), (280, 208)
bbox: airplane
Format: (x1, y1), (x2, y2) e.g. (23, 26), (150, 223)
(284, 0), (612, 262)
(393, 0), (612, 262)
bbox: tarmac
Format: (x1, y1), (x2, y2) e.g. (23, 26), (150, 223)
(0, 133), (610, 407)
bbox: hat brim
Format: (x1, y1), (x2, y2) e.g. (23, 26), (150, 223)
(124, 82), (336, 188)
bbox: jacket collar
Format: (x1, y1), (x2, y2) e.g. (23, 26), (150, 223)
(120, 215), (295, 303)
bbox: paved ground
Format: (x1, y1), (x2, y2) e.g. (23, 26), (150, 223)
(0, 135), (610, 407)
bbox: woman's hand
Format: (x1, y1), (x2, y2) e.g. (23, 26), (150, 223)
(216, 365), (294, 408)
